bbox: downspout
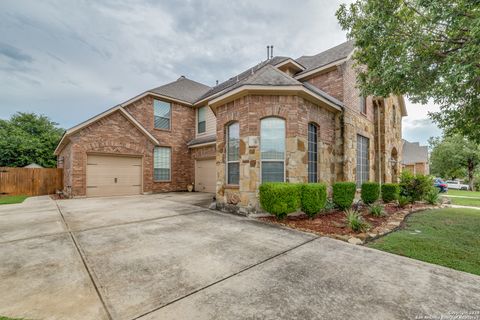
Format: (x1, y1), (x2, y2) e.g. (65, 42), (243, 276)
(375, 99), (382, 187)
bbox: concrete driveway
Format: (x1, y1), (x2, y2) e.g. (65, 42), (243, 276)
(0, 194), (479, 320)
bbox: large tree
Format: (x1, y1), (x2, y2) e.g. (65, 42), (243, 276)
(0, 113), (64, 168)
(336, 0), (480, 142)
(429, 134), (480, 190)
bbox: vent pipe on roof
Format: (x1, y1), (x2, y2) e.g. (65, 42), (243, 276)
(216, 80), (219, 85)
(270, 45), (274, 59)
(266, 46), (270, 60)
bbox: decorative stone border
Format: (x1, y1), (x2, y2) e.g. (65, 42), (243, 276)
(343, 204), (451, 245)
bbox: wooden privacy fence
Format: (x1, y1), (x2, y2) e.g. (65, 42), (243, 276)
(0, 167), (63, 196)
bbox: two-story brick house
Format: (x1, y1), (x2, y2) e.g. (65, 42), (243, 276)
(55, 40), (406, 213)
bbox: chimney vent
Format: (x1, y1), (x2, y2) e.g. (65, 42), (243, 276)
(270, 45), (274, 59)
(266, 46), (270, 60)
(216, 80), (219, 85)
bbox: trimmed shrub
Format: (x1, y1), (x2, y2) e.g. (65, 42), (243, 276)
(332, 182), (356, 210)
(399, 171), (434, 202)
(381, 183), (400, 203)
(361, 182), (380, 204)
(345, 209), (370, 232)
(300, 183), (327, 218)
(259, 183), (301, 219)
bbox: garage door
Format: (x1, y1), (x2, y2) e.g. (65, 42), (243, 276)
(195, 159), (216, 193)
(86, 155), (142, 197)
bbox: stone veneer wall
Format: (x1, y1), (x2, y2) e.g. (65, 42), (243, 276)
(215, 94), (339, 214)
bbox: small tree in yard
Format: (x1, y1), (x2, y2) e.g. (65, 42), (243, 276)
(429, 135), (480, 190)
(0, 112), (64, 168)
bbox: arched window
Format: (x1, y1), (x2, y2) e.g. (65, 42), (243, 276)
(308, 123), (318, 183)
(261, 117), (285, 182)
(226, 122), (240, 185)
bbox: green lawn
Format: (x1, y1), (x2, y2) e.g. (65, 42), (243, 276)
(0, 316), (24, 320)
(0, 195), (28, 205)
(444, 189), (480, 207)
(368, 208), (480, 276)
(446, 189), (480, 197)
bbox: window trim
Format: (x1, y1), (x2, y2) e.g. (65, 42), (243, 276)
(260, 117), (286, 183)
(153, 146), (172, 182)
(153, 99), (172, 131)
(197, 106), (207, 134)
(226, 122), (240, 186)
(307, 122), (319, 183)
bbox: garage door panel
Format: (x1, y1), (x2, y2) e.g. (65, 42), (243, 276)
(195, 159), (216, 193)
(87, 155), (142, 197)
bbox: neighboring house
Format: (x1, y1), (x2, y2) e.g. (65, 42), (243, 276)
(55, 40), (406, 213)
(23, 163), (43, 168)
(402, 140), (429, 175)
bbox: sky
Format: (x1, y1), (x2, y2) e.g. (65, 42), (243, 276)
(0, 0), (441, 145)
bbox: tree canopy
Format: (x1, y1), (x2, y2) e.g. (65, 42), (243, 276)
(0, 113), (64, 168)
(336, 0), (480, 142)
(429, 134), (480, 189)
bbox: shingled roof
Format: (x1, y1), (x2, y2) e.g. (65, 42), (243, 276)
(197, 56), (290, 101)
(149, 76), (211, 104)
(402, 140), (429, 164)
(295, 40), (355, 77)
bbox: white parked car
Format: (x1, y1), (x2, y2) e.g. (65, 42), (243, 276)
(445, 180), (469, 190)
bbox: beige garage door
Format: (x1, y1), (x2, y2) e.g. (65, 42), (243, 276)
(195, 159), (216, 193)
(86, 155), (142, 197)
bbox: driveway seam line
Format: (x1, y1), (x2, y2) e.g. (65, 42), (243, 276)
(54, 201), (114, 320)
(0, 209), (207, 246)
(131, 236), (319, 320)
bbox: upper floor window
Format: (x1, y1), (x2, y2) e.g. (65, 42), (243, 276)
(198, 107), (206, 134)
(392, 104), (397, 125)
(356, 134), (369, 187)
(226, 122), (240, 185)
(360, 96), (367, 114)
(261, 117), (285, 183)
(154, 100), (171, 130)
(154, 146), (171, 181)
(308, 123), (318, 183)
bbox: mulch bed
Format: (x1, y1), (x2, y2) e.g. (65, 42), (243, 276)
(258, 202), (439, 242)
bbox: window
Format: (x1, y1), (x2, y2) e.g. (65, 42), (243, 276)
(308, 123), (318, 183)
(261, 117), (285, 182)
(392, 105), (397, 125)
(197, 107), (206, 134)
(356, 135), (369, 187)
(360, 96), (367, 114)
(226, 122), (240, 185)
(154, 147), (171, 181)
(154, 100), (171, 130)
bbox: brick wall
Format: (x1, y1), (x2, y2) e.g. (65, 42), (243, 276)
(124, 96), (196, 192)
(306, 67), (344, 101)
(66, 110), (154, 197)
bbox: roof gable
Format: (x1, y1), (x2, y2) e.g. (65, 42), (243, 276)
(197, 56), (290, 102)
(54, 107), (159, 155)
